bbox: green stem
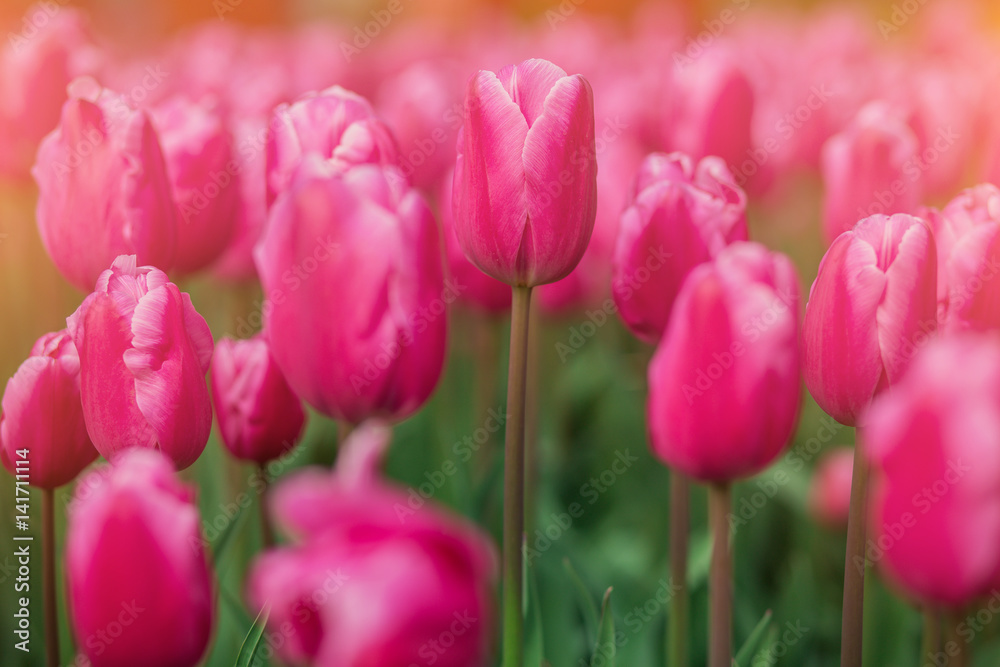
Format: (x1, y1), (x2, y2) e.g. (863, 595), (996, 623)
(258, 464), (275, 549)
(921, 607), (940, 665)
(841, 439), (870, 667)
(946, 610), (969, 667)
(43, 488), (59, 667)
(502, 285), (532, 667)
(667, 471), (690, 667)
(708, 482), (732, 667)
(524, 295), (540, 538)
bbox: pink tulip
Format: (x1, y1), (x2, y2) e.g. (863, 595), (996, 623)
(0, 330), (97, 489)
(453, 58), (597, 287)
(68, 255), (214, 469)
(255, 159), (447, 424)
(33, 77), (177, 292)
(809, 447), (855, 528)
(266, 85), (400, 207)
(248, 422), (495, 667)
(802, 213), (937, 426)
(864, 334), (1000, 608)
(211, 335), (307, 464)
(647, 242), (801, 482)
(612, 152), (748, 343)
(820, 101), (921, 243)
(150, 96), (238, 275)
(66, 449), (214, 667)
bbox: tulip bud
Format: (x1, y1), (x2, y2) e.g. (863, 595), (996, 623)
(68, 255), (214, 469)
(453, 58), (597, 287)
(255, 159), (447, 424)
(0, 330), (97, 489)
(211, 335), (307, 464)
(803, 213), (937, 426)
(821, 101), (921, 243)
(66, 449), (214, 667)
(612, 152), (748, 343)
(33, 77), (177, 292)
(809, 447), (855, 528)
(647, 242), (801, 482)
(864, 334), (1000, 608)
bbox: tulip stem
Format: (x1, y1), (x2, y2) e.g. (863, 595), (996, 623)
(524, 295), (540, 538)
(502, 285), (532, 667)
(667, 471), (690, 667)
(258, 464), (275, 548)
(841, 440), (870, 667)
(946, 611), (969, 667)
(921, 607), (941, 663)
(708, 482), (732, 667)
(43, 488), (59, 667)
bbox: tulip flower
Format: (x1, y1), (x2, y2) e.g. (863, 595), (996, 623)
(33, 77), (177, 292)
(66, 449), (214, 667)
(255, 159), (447, 424)
(809, 447), (855, 528)
(453, 58), (597, 287)
(248, 422), (495, 667)
(612, 152), (748, 343)
(803, 213), (937, 427)
(820, 101), (921, 243)
(0, 330), (97, 489)
(211, 335), (307, 464)
(151, 96), (238, 275)
(266, 85), (400, 207)
(864, 334), (1000, 609)
(68, 255), (214, 469)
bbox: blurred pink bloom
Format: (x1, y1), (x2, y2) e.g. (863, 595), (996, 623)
(647, 242), (801, 482)
(803, 213), (937, 426)
(809, 447), (855, 529)
(865, 334), (1000, 608)
(211, 335), (307, 464)
(453, 58), (597, 287)
(612, 151), (748, 343)
(0, 330), (97, 489)
(33, 77), (177, 292)
(68, 255), (214, 469)
(66, 449), (214, 667)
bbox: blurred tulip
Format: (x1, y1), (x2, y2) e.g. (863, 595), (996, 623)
(612, 152), (748, 343)
(0, 330), (97, 489)
(255, 159), (447, 424)
(267, 85), (400, 206)
(33, 77), (177, 292)
(68, 255), (214, 469)
(211, 335), (306, 464)
(647, 242), (801, 482)
(453, 58), (597, 287)
(864, 334), (1000, 608)
(248, 422), (495, 667)
(150, 96), (238, 275)
(803, 213), (937, 426)
(821, 101), (921, 243)
(66, 449), (214, 667)
(809, 447), (855, 528)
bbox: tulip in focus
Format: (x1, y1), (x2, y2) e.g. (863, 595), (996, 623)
(802, 213), (937, 426)
(68, 255), (214, 469)
(211, 335), (307, 464)
(612, 151), (748, 343)
(453, 58), (597, 287)
(0, 330), (97, 489)
(647, 242), (801, 482)
(809, 447), (855, 528)
(66, 449), (214, 667)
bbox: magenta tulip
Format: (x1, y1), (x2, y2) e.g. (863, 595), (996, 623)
(211, 335), (307, 464)
(453, 58), (597, 287)
(68, 255), (214, 469)
(248, 422), (495, 667)
(809, 447), (855, 528)
(33, 77), (177, 292)
(66, 449), (214, 667)
(802, 213), (937, 426)
(0, 330), (97, 489)
(647, 242), (801, 482)
(864, 334), (1000, 607)
(612, 151), (748, 343)
(255, 159), (447, 424)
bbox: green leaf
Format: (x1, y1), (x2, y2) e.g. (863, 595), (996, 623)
(234, 603), (270, 667)
(591, 587), (615, 667)
(211, 499), (249, 568)
(563, 557), (600, 647)
(219, 585), (254, 630)
(525, 559), (545, 666)
(733, 609), (773, 667)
